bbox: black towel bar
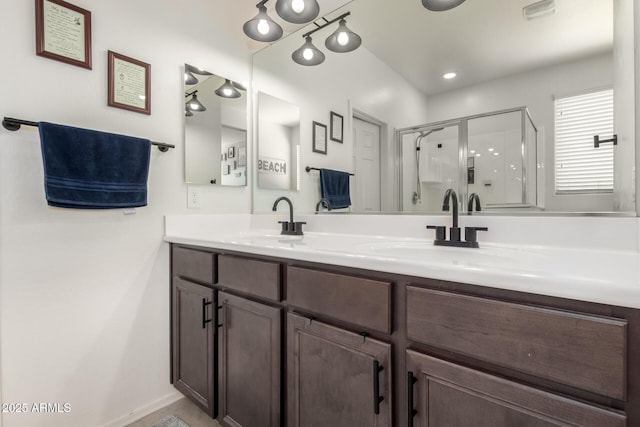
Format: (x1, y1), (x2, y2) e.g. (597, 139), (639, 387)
(2, 117), (175, 152)
(305, 166), (354, 176)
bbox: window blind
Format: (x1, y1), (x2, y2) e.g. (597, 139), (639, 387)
(554, 89), (614, 194)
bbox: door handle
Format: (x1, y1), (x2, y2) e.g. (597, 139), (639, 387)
(408, 372), (418, 427)
(373, 361), (384, 415)
(201, 298), (212, 329)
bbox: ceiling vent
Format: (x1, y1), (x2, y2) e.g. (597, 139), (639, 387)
(523, 0), (556, 21)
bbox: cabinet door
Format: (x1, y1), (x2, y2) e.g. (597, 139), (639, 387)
(218, 292), (281, 427)
(172, 278), (216, 417)
(406, 350), (626, 427)
(287, 312), (392, 427)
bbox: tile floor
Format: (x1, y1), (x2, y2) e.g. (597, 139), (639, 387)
(126, 398), (220, 427)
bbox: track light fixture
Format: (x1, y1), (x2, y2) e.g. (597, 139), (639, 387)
(184, 64), (213, 86)
(421, 0), (466, 12)
(243, 0), (283, 42)
(292, 36), (325, 66)
(292, 12), (361, 66)
(325, 18), (361, 53)
(185, 90), (206, 112)
(275, 0), (320, 24)
(184, 71), (198, 85)
(215, 79), (242, 99)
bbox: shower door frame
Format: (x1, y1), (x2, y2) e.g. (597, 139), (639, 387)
(396, 106), (538, 212)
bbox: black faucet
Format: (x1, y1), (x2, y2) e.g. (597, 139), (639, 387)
(426, 188), (488, 248)
(468, 192), (481, 214)
(272, 196), (306, 235)
(442, 188), (460, 240)
(315, 198), (332, 214)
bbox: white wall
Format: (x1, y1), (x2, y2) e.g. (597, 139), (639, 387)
(252, 29), (430, 213)
(426, 53), (615, 212)
(0, 1), (251, 426)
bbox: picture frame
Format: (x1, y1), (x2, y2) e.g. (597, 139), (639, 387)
(313, 121), (327, 155)
(228, 146), (236, 159)
(107, 50), (151, 115)
(238, 146), (246, 167)
(36, 0), (92, 69)
(330, 111), (343, 143)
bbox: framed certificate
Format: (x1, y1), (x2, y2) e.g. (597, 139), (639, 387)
(312, 121), (327, 155)
(36, 0), (92, 69)
(330, 111), (343, 143)
(107, 50), (151, 115)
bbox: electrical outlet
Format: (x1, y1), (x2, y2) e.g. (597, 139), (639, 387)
(187, 186), (202, 208)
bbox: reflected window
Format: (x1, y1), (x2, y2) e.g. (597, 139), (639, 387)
(554, 89), (614, 194)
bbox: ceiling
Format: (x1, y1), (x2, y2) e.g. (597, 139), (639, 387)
(229, 0), (613, 96)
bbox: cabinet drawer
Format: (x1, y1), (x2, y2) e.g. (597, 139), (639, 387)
(407, 286), (627, 400)
(407, 350), (626, 427)
(172, 245), (215, 284)
(218, 254), (281, 301)
(287, 266), (392, 334)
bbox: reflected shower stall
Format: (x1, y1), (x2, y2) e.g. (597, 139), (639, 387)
(398, 107), (539, 213)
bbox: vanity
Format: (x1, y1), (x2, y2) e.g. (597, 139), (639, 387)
(165, 214), (640, 427)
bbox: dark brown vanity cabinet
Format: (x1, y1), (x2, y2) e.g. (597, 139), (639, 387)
(169, 243), (640, 426)
(216, 254), (283, 427)
(287, 312), (393, 427)
(218, 291), (281, 427)
(171, 245), (217, 417)
(405, 286), (629, 427)
(171, 277), (216, 417)
(406, 350), (626, 427)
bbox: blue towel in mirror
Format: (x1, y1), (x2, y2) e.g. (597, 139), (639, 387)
(38, 122), (151, 209)
(319, 168), (351, 209)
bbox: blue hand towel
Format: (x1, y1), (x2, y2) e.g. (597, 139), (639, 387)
(38, 122), (151, 209)
(319, 168), (351, 209)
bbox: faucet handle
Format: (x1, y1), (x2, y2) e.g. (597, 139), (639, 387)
(464, 227), (488, 243)
(426, 225), (446, 241)
(279, 221), (306, 236)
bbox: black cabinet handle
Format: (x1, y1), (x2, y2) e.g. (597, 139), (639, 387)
(373, 361), (384, 415)
(408, 372), (417, 427)
(201, 298), (212, 329)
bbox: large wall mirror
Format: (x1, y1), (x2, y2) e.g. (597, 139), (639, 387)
(252, 0), (635, 215)
(184, 64), (248, 186)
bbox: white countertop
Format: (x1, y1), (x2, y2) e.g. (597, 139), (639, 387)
(164, 214), (640, 309)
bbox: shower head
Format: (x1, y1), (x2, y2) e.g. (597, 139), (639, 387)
(416, 127), (445, 150)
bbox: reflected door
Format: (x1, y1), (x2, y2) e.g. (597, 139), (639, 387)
(353, 117), (381, 212)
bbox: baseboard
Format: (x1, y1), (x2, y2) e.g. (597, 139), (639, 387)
(101, 391), (183, 427)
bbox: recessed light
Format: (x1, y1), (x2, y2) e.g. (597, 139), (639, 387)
(488, 147), (494, 152)
(469, 150), (476, 154)
(493, 152), (499, 156)
(443, 72), (457, 80)
(523, 0), (556, 21)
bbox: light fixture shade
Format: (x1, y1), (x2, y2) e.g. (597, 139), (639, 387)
(421, 0), (466, 11)
(243, 5), (284, 42)
(292, 36), (325, 66)
(184, 71), (198, 85)
(231, 81), (248, 91)
(215, 79), (242, 98)
(185, 109), (194, 117)
(185, 64), (213, 76)
(325, 19), (361, 53)
(186, 92), (206, 112)
(275, 0), (320, 24)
